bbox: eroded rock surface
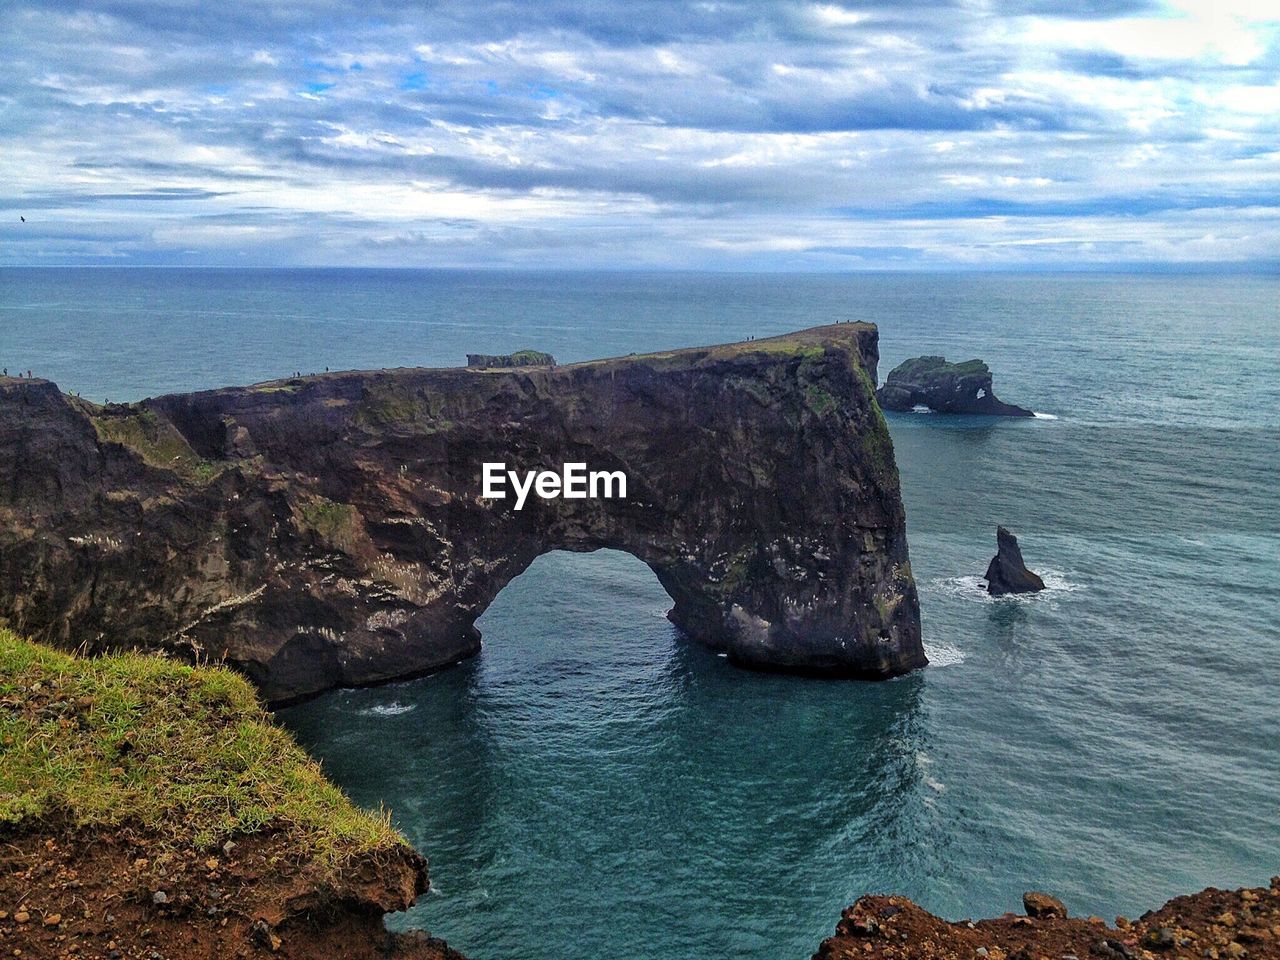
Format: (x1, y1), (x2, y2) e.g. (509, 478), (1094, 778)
(0, 828), (462, 960)
(814, 879), (1280, 960)
(984, 526), (1046, 596)
(877, 356), (1034, 416)
(0, 324), (923, 703)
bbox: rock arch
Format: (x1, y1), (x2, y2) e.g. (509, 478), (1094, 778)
(0, 324), (924, 703)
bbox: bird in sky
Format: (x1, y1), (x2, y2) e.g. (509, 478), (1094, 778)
(19, 216), (24, 222)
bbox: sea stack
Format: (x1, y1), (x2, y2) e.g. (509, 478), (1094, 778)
(876, 356), (1034, 416)
(984, 526), (1046, 595)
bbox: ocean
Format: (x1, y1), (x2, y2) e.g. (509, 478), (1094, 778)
(2, 268), (1277, 959)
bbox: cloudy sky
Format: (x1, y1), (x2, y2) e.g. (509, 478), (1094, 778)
(2, 0), (1277, 269)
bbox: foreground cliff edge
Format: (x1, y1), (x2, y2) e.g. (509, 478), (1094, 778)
(815, 883), (1280, 960)
(0, 632), (460, 958)
(0, 323), (923, 704)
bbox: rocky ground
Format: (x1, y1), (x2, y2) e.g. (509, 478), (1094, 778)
(0, 827), (464, 960)
(816, 881), (1280, 960)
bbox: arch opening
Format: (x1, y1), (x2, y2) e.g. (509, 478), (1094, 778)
(477, 548), (679, 648)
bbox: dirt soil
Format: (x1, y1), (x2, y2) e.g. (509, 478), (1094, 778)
(815, 878), (1280, 960)
(0, 826), (465, 960)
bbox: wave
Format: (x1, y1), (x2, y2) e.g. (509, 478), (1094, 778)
(358, 701), (416, 717)
(1032, 412), (1059, 420)
(915, 752), (947, 795)
(927, 570), (1082, 603)
(923, 641), (965, 667)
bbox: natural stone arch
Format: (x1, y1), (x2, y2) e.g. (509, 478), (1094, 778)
(0, 324), (924, 704)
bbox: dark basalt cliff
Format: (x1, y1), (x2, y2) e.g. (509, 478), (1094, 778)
(0, 324), (923, 703)
(877, 356), (1033, 416)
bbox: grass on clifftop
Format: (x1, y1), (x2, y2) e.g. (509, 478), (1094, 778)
(888, 356), (989, 380)
(0, 631), (401, 861)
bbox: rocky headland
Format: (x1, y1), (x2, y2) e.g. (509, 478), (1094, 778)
(876, 356), (1034, 417)
(0, 324), (922, 704)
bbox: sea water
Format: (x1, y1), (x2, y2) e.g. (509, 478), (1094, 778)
(2, 268), (1277, 959)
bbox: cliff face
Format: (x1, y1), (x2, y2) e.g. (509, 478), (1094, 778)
(0, 323), (923, 703)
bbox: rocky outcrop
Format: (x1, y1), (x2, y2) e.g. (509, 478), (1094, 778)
(876, 356), (1033, 416)
(814, 879), (1280, 960)
(0, 826), (462, 960)
(984, 526), (1046, 595)
(466, 349), (556, 368)
(1023, 891), (1068, 918)
(0, 324), (923, 703)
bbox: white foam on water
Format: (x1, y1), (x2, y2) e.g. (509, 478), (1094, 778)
(923, 641), (965, 667)
(930, 574), (989, 599)
(359, 701), (416, 717)
(928, 570), (1082, 604)
(1033, 411), (1059, 420)
(1038, 570), (1082, 593)
(912, 404), (933, 414)
(915, 752), (947, 792)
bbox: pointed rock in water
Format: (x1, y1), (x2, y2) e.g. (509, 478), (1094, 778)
(985, 526), (1046, 596)
(876, 356), (1033, 416)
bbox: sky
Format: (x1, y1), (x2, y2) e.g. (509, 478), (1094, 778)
(1, 0), (1277, 270)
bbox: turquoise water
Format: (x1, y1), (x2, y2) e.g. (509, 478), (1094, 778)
(2, 269), (1277, 958)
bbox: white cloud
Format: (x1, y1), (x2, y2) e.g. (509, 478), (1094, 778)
(0, 0), (1276, 267)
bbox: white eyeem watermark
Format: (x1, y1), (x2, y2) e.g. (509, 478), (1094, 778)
(482, 462), (627, 511)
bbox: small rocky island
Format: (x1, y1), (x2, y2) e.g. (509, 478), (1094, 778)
(984, 526), (1046, 595)
(877, 356), (1033, 416)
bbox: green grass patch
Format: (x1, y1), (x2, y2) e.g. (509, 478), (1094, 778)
(508, 350), (556, 366)
(298, 497), (354, 533)
(297, 496), (363, 550)
(91, 407), (223, 484)
(849, 360), (896, 477)
(354, 382), (448, 427)
(887, 356), (989, 382)
(805, 385), (836, 416)
(0, 632), (400, 862)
